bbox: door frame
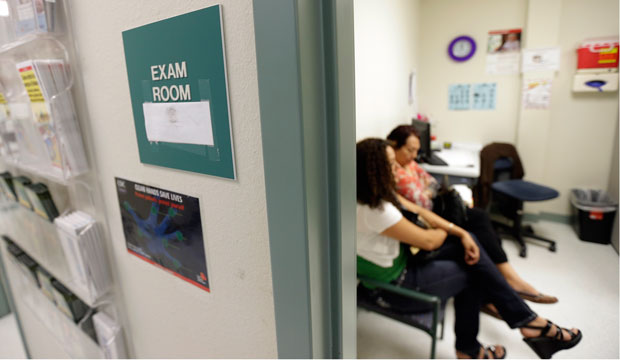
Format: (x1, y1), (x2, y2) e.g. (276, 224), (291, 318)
(254, 0), (356, 357)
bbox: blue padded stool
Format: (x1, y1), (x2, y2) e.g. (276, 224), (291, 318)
(491, 179), (559, 257)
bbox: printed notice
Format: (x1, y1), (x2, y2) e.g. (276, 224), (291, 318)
(522, 47), (561, 73)
(116, 178), (210, 292)
(143, 101), (214, 145)
(522, 78), (552, 110)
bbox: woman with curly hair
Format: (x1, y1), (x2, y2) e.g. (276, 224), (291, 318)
(356, 138), (581, 359)
(386, 124), (557, 305)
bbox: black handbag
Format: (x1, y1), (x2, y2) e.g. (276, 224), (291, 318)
(400, 207), (428, 229)
(432, 186), (468, 226)
(399, 206), (441, 263)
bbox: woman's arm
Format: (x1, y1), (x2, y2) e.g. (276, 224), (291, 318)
(382, 218), (448, 251)
(396, 193), (465, 234)
(396, 193), (480, 264)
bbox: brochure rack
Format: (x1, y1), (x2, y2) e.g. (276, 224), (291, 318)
(1, 205), (110, 306)
(2, 245), (104, 359)
(0, 35), (88, 182)
(0, 1), (126, 358)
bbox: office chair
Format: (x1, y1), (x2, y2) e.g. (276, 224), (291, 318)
(475, 142), (558, 258)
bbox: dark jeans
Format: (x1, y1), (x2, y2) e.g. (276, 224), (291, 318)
(465, 207), (508, 264)
(384, 236), (536, 354)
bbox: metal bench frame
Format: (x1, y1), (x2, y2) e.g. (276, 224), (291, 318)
(357, 275), (445, 358)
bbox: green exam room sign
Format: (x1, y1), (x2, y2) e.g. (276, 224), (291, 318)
(122, 5), (235, 179)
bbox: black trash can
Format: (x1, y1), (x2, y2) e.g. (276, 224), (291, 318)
(570, 188), (618, 244)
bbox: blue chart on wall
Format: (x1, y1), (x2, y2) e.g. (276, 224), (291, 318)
(472, 83), (497, 110)
(449, 84), (471, 110)
(115, 177), (209, 292)
(449, 82), (497, 110)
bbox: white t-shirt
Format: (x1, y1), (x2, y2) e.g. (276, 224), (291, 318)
(357, 201), (403, 268)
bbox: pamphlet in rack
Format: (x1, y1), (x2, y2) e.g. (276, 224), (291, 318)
(16, 59), (89, 178)
(10, 0), (56, 37)
(55, 211), (112, 303)
(0, 1), (125, 357)
(93, 312), (127, 359)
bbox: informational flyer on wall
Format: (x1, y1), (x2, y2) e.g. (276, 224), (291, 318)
(522, 78), (552, 110)
(522, 47), (561, 73)
(115, 177), (210, 292)
(486, 29), (522, 75)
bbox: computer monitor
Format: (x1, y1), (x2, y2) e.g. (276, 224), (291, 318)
(411, 118), (431, 162)
(411, 119), (447, 166)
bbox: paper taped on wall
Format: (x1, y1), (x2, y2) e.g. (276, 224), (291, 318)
(142, 101), (214, 146)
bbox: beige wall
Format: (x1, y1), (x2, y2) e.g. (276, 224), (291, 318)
(69, 1), (277, 357)
(418, 0), (527, 145)
(354, 0), (421, 140)
(527, 0), (619, 215)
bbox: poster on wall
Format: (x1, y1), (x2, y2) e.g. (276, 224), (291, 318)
(122, 5), (236, 180)
(448, 84), (471, 110)
(486, 29), (522, 74)
(522, 47), (561, 73)
(115, 177), (210, 292)
(522, 78), (553, 110)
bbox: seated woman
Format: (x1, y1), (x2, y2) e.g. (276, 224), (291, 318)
(356, 138), (581, 359)
(387, 125), (556, 304)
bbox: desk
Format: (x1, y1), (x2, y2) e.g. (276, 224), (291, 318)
(420, 143), (481, 186)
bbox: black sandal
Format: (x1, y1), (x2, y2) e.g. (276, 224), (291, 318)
(458, 345), (506, 359)
(522, 320), (582, 359)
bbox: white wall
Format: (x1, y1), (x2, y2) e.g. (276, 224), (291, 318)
(354, 0), (420, 140)
(418, 0), (527, 144)
(68, 1), (277, 357)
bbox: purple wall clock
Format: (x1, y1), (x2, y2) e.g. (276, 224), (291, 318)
(448, 36), (476, 62)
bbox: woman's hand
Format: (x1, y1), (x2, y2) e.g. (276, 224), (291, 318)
(461, 233), (480, 265)
(423, 188), (435, 201)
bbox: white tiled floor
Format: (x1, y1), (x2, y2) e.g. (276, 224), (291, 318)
(358, 221), (620, 359)
(0, 313), (27, 359)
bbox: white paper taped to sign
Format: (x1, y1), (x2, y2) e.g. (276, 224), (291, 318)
(143, 101), (214, 145)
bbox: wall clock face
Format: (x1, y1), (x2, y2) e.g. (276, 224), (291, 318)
(448, 36), (476, 62)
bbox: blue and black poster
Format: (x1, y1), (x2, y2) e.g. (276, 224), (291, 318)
(115, 177), (209, 292)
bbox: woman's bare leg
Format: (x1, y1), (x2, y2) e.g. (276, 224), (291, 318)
(496, 262), (539, 294)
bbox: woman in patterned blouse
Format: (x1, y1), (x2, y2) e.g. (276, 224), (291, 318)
(387, 125), (557, 305)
